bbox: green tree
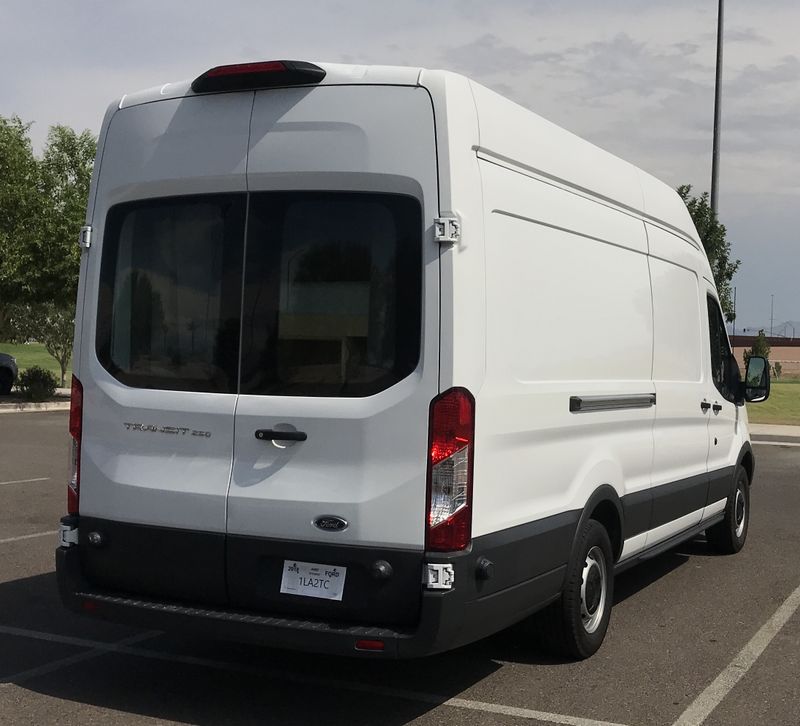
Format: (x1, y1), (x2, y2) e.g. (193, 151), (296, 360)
(36, 124), (96, 306)
(0, 116), (43, 332)
(7, 303), (74, 386)
(677, 185), (740, 321)
(743, 329), (771, 369)
(0, 116), (96, 321)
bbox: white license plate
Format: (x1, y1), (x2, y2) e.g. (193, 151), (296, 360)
(280, 560), (347, 601)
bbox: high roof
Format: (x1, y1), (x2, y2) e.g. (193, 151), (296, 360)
(113, 60), (701, 252)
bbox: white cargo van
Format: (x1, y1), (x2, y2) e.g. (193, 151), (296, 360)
(57, 60), (771, 659)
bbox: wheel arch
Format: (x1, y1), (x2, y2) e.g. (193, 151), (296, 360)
(738, 442), (755, 486)
(568, 485), (624, 567)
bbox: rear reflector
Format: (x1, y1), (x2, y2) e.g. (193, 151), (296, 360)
(426, 388), (475, 552)
(355, 639), (385, 652)
(68, 375), (83, 516)
(191, 60), (326, 94)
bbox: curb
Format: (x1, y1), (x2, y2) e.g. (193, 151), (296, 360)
(0, 401), (71, 414)
(751, 434), (800, 445)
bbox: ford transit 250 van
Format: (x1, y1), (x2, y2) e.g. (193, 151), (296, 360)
(57, 61), (770, 659)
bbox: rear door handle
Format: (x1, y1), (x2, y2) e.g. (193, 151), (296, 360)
(712, 403), (723, 413)
(700, 401), (711, 412)
(255, 429), (307, 442)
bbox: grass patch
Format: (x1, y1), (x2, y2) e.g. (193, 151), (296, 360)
(0, 341), (71, 386)
(747, 381), (800, 425)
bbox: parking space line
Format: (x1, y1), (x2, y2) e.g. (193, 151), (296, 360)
(0, 624), (632, 726)
(0, 477), (50, 486)
(0, 631), (159, 686)
(672, 580), (800, 726)
(752, 441), (800, 448)
(0, 531), (58, 546)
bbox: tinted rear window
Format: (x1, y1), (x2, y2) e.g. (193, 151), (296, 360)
(240, 192), (422, 397)
(97, 192), (422, 397)
(97, 195), (245, 393)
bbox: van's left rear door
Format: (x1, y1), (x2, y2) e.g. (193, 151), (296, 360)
(77, 94), (252, 604)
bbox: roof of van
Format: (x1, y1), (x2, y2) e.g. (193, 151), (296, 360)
(115, 61), (702, 250)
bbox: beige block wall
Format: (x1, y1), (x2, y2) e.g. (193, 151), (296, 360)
(733, 346), (800, 375)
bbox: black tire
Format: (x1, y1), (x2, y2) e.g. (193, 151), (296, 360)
(535, 519), (614, 659)
(0, 368), (13, 396)
(706, 465), (750, 554)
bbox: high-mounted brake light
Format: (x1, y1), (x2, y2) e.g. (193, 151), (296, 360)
(426, 388), (475, 552)
(191, 60), (326, 94)
(68, 375), (83, 515)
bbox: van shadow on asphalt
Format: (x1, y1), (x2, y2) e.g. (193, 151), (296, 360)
(1, 541), (702, 724)
(1, 572), (502, 725)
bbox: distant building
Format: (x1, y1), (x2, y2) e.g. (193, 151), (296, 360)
(730, 335), (800, 376)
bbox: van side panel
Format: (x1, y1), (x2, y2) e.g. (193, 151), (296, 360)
(474, 161), (654, 544)
(645, 230), (709, 549)
(469, 82), (644, 215)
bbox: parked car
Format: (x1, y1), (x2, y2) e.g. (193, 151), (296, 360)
(0, 352), (18, 395)
(57, 60), (771, 660)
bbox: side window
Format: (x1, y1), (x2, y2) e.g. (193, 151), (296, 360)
(706, 296), (737, 402)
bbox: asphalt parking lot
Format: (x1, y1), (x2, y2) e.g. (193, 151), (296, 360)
(1, 411), (799, 726)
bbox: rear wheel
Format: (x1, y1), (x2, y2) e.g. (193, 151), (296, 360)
(0, 368), (13, 396)
(535, 519), (614, 659)
(707, 465), (750, 554)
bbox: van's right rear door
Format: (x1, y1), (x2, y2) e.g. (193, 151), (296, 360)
(225, 85), (440, 626)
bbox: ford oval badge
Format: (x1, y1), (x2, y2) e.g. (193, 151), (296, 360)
(314, 515), (348, 532)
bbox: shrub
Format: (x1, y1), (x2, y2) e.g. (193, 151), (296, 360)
(17, 366), (58, 401)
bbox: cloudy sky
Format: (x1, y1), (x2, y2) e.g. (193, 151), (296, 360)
(2, 0), (798, 330)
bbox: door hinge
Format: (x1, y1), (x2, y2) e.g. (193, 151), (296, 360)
(78, 225), (92, 249)
(433, 216), (461, 245)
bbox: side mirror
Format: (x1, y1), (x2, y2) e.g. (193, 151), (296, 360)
(743, 356), (770, 403)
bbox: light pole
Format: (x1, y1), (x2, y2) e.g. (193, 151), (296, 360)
(710, 0), (724, 214)
(770, 294), (774, 336)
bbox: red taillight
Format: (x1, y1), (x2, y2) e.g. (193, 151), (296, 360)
(191, 60), (326, 94)
(68, 375), (83, 516)
(426, 388), (475, 552)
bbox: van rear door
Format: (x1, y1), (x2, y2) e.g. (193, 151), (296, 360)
(226, 86), (439, 625)
(78, 94), (252, 604)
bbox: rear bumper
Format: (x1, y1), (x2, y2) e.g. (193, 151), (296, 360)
(58, 544), (442, 657)
(56, 511), (576, 658)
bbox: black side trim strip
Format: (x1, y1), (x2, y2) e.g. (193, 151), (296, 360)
(707, 466), (736, 506)
(570, 393), (656, 413)
(615, 512), (724, 575)
(621, 466), (734, 539)
(649, 472), (708, 530)
(622, 489), (652, 539)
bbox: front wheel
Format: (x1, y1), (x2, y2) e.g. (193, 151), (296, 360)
(706, 465), (750, 554)
(535, 519), (614, 659)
